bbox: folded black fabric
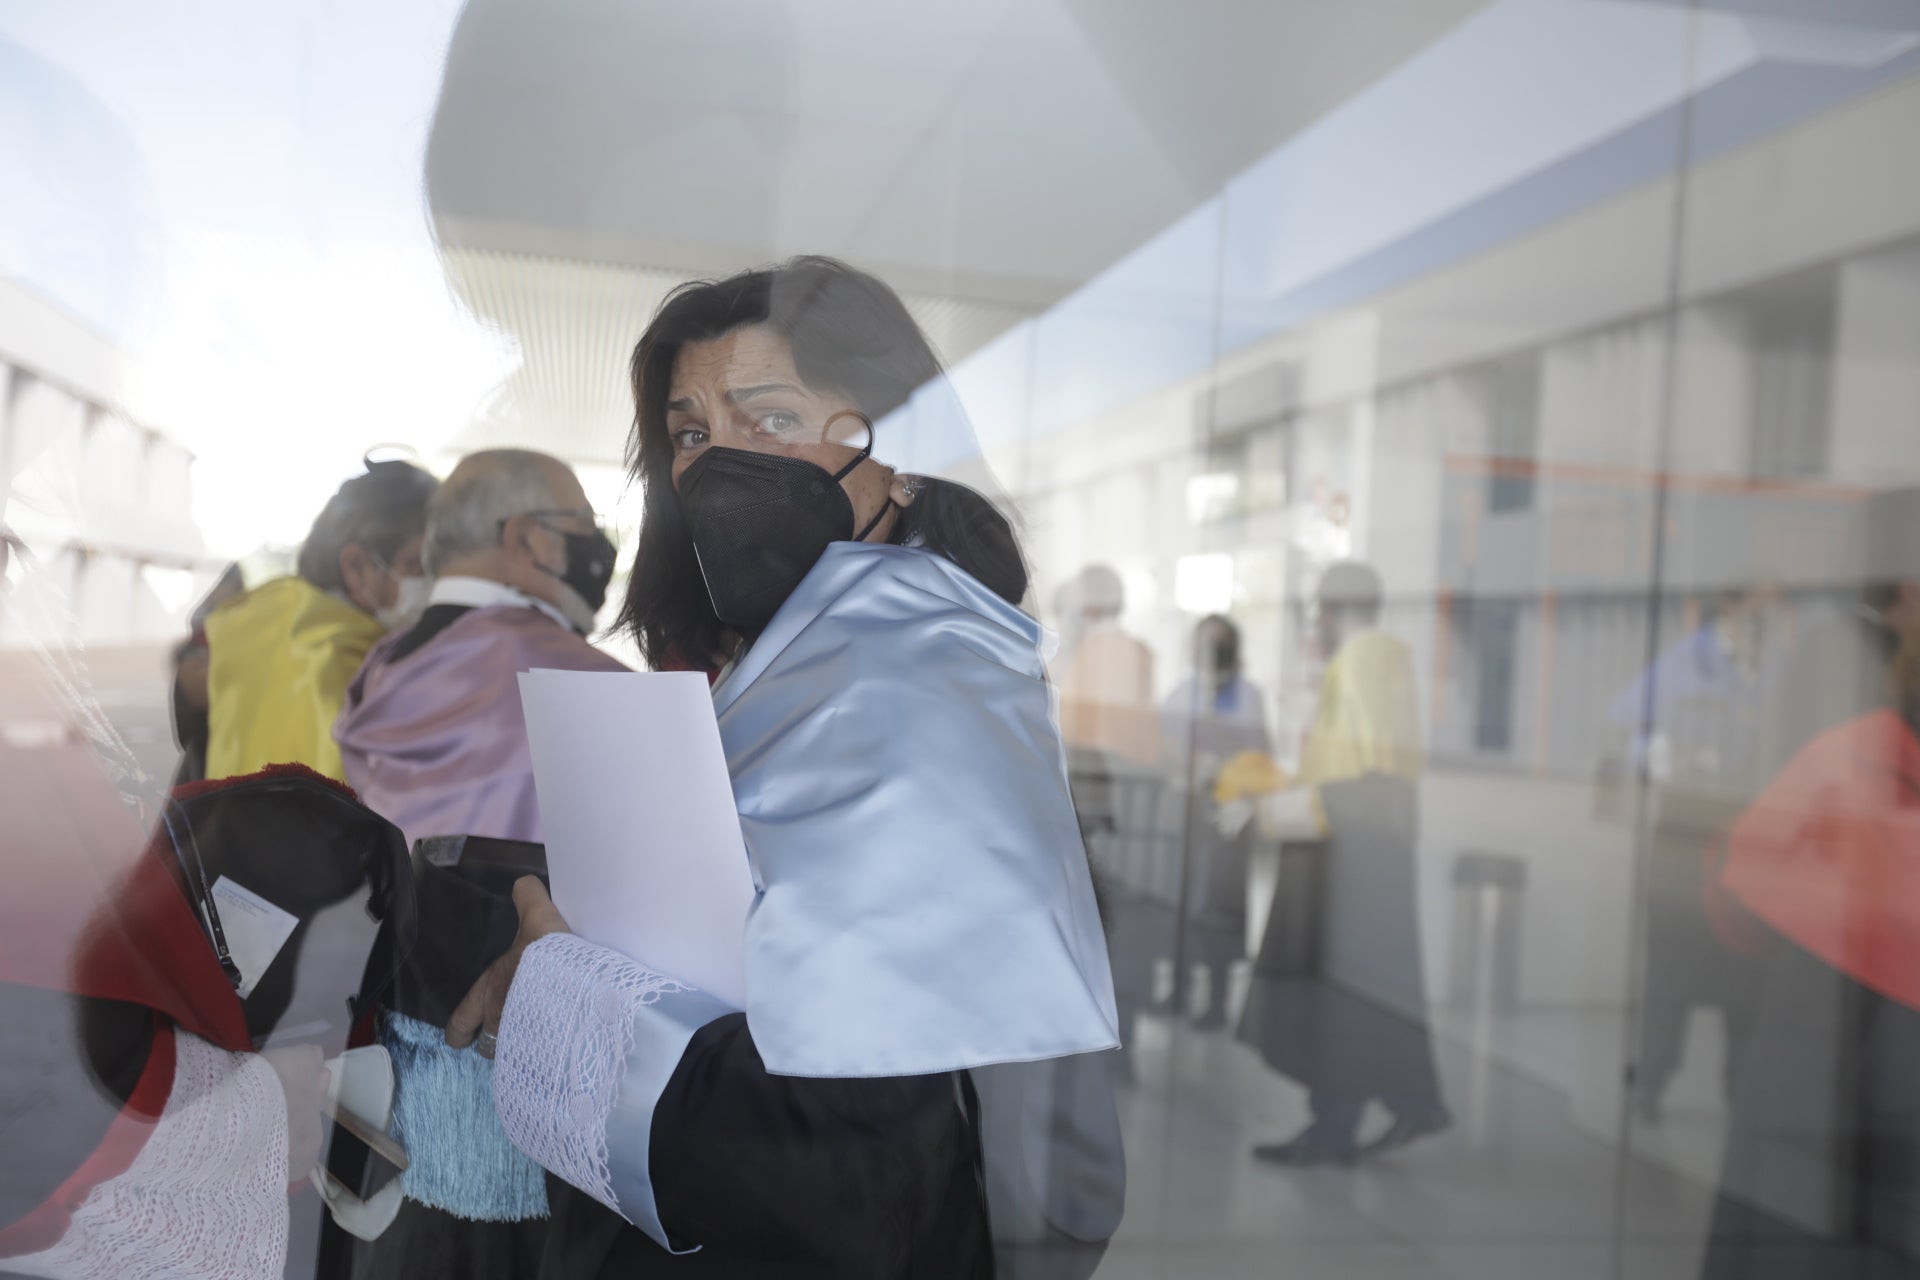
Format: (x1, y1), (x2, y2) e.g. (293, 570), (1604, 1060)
(388, 835), (548, 1029)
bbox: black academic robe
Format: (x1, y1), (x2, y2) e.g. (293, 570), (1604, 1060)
(325, 831), (995, 1280)
(320, 833), (549, 1280)
(539, 1017), (993, 1279)
(1236, 773), (1445, 1117)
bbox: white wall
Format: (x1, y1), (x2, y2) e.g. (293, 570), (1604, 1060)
(1828, 240), (1920, 485)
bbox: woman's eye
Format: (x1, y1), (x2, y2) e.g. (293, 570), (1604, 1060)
(670, 426), (709, 451)
(755, 411), (803, 435)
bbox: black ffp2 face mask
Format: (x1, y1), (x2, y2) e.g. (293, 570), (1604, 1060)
(539, 524), (618, 615)
(677, 443), (886, 633)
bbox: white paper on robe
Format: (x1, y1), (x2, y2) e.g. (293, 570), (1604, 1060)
(518, 668), (754, 1009)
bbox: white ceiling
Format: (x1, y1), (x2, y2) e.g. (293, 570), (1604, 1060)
(424, 0), (1490, 310)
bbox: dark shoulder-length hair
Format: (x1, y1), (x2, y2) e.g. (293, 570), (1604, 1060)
(617, 256), (1027, 669)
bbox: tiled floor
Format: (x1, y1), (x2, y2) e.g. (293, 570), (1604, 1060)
(1100, 1005), (1724, 1279)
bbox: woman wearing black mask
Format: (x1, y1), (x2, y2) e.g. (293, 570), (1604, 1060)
(622, 264), (1029, 666)
(448, 257), (1124, 1279)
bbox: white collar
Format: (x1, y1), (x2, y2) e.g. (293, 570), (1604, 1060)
(429, 575), (576, 633)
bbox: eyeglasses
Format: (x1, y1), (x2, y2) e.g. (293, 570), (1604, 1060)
(496, 508), (602, 537)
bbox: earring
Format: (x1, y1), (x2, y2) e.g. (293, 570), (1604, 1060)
(900, 475), (928, 501)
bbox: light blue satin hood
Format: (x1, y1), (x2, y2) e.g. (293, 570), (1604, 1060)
(714, 541), (1120, 1078)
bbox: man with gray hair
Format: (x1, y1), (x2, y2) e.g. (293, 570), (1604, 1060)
(330, 448), (626, 1278)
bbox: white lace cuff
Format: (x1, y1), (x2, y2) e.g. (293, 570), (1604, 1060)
(493, 933), (730, 1252)
(6, 1031), (290, 1280)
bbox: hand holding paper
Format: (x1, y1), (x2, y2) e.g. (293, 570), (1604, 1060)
(517, 669), (755, 1008)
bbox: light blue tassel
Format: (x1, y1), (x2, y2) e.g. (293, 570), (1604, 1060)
(380, 1010), (550, 1221)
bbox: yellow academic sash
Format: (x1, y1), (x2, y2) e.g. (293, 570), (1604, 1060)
(1214, 631), (1424, 833)
(1298, 630), (1425, 788)
(203, 577), (385, 782)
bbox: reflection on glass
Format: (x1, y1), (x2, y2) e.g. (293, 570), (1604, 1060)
(6, 0), (1920, 1276)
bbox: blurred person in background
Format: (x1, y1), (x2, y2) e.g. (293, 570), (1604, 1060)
(1157, 613), (1269, 1030)
(336, 448), (622, 849)
(203, 458), (438, 782)
(327, 448), (625, 1280)
(0, 763), (397, 1280)
(444, 258), (1122, 1279)
(0, 516), (408, 1280)
(1703, 487), (1920, 1279)
(1613, 585), (1782, 1125)
(1054, 565), (1161, 1079)
(166, 564), (245, 787)
(1054, 563), (1158, 769)
(0, 40), (418, 1277)
(1220, 560), (1449, 1166)
(1609, 586), (1778, 786)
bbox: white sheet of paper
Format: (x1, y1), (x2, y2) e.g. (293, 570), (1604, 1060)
(208, 875), (299, 999)
(518, 669), (754, 1009)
